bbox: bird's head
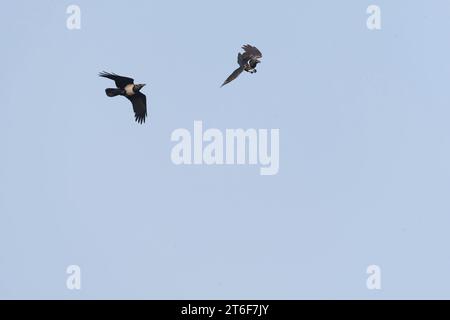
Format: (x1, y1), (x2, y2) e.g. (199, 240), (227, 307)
(134, 84), (146, 92)
(249, 59), (261, 69)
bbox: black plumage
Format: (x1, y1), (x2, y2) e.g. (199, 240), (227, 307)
(99, 71), (148, 124)
(221, 44), (263, 87)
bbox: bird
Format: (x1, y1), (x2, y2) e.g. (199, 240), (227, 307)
(99, 71), (148, 124)
(221, 44), (263, 87)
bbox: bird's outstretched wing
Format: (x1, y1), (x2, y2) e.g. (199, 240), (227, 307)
(237, 53), (245, 66)
(126, 92), (147, 124)
(99, 71), (134, 89)
(221, 67), (244, 87)
(242, 44), (262, 59)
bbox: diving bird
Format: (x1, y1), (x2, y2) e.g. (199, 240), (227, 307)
(221, 44), (263, 87)
(99, 71), (148, 124)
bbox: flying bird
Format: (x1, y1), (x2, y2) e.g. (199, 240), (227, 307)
(99, 71), (148, 124)
(221, 44), (263, 87)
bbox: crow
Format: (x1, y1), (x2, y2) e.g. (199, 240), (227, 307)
(221, 44), (263, 87)
(99, 71), (148, 124)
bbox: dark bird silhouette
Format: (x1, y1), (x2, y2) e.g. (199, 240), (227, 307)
(99, 71), (148, 124)
(221, 44), (263, 87)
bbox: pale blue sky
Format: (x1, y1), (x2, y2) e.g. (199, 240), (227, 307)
(1, 0), (450, 299)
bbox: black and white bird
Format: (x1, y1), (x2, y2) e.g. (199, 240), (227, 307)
(99, 71), (148, 124)
(221, 44), (263, 87)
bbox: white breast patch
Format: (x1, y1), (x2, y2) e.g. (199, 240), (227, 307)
(125, 84), (134, 96)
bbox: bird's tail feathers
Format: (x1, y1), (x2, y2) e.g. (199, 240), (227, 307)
(221, 67), (244, 87)
(105, 88), (124, 97)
